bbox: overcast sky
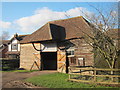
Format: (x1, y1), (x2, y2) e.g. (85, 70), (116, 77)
(1, 1), (118, 39)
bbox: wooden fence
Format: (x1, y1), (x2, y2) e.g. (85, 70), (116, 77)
(0, 58), (19, 70)
(68, 66), (120, 85)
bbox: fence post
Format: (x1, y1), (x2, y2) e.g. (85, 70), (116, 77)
(94, 68), (96, 82)
(110, 69), (114, 82)
(68, 67), (71, 79)
(69, 74), (71, 79)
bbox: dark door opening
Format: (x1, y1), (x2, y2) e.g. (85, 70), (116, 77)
(41, 52), (57, 70)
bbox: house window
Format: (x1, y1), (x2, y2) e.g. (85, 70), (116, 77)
(12, 44), (18, 50)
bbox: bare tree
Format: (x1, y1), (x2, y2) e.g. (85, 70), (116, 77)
(0, 31), (10, 40)
(65, 3), (119, 72)
(84, 6), (119, 71)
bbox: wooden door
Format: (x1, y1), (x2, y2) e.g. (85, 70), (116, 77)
(30, 53), (41, 70)
(57, 51), (66, 73)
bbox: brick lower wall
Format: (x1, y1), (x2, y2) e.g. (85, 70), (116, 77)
(20, 43), (40, 70)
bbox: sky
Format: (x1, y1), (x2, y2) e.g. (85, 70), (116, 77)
(0, 1), (118, 39)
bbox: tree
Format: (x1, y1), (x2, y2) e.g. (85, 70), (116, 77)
(65, 3), (119, 71)
(0, 31), (10, 40)
(84, 5), (119, 70)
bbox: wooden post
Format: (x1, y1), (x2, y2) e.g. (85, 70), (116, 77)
(94, 69), (96, 82)
(68, 67), (71, 79)
(69, 74), (71, 79)
(110, 70), (114, 83)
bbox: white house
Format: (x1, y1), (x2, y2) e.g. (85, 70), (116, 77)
(6, 33), (29, 58)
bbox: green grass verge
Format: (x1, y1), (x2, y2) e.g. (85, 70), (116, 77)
(25, 73), (114, 88)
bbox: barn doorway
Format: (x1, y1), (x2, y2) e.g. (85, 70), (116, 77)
(41, 52), (57, 70)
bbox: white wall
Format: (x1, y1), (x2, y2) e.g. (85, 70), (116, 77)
(8, 44), (11, 51)
(41, 42), (57, 52)
(12, 39), (18, 44)
(8, 39), (20, 51)
(18, 44), (20, 51)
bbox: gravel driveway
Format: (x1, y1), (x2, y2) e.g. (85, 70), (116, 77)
(2, 70), (57, 88)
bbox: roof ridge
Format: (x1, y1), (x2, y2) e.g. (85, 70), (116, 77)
(48, 16), (83, 23)
(18, 34), (30, 36)
(20, 16), (93, 44)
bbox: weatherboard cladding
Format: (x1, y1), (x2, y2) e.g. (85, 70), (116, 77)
(20, 16), (92, 44)
(107, 29), (119, 39)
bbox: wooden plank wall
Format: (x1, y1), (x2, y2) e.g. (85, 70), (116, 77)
(57, 50), (66, 73)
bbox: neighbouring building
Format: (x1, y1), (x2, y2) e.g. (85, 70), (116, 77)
(20, 16), (94, 73)
(5, 34), (29, 58)
(0, 40), (10, 58)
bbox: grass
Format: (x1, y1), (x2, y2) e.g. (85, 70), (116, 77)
(25, 73), (115, 88)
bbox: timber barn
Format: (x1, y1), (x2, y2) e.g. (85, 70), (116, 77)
(20, 16), (94, 73)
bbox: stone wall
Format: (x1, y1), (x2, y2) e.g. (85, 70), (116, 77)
(20, 43), (40, 70)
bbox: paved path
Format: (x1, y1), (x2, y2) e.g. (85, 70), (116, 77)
(2, 70), (57, 88)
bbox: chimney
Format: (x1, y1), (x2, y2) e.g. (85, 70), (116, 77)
(14, 33), (18, 38)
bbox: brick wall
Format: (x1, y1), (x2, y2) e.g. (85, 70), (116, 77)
(20, 43), (40, 70)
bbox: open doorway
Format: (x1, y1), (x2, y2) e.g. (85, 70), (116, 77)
(41, 52), (57, 70)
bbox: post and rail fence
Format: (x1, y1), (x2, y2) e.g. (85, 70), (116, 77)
(68, 66), (120, 85)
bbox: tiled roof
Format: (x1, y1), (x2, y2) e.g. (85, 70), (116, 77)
(10, 34), (30, 42)
(5, 51), (20, 55)
(20, 23), (51, 43)
(20, 16), (93, 44)
(2, 40), (10, 45)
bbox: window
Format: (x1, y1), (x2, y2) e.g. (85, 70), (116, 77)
(66, 51), (74, 55)
(68, 57), (76, 65)
(12, 44), (18, 50)
(70, 57), (76, 64)
(78, 58), (85, 66)
(66, 47), (75, 56)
